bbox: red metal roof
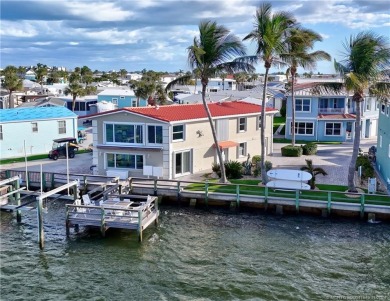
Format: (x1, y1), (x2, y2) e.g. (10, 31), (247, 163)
(318, 114), (356, 119)
(123, 101), (275, 122)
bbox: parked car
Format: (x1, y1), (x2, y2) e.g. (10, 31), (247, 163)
(48, 138), (78, 160)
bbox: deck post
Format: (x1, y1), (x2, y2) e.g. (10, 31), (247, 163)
(360, 194), (365, 219)
(154, 179), (157, 196)
(42, 172), (46, 191)
(205, 181), (209, 208)
(51, 173), (55, 189)
(264, 186), (268, 210)
(236, 184), (240, 208)
(154, 198), (158, 226)
(100, 208), (106, 237)
(15, 178), (22, 223)
(138, 210), (143, 242)
(83, 175), (88, 194)
(327, 192), (332, 215)
(65, 205), (70, 236)
(295, 190), (300, 213)
(37, 197), (44, 249)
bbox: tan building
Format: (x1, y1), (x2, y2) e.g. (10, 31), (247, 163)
(86, 101), (277, 179)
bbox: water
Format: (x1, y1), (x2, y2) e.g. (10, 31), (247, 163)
(1, 202), (389, 301)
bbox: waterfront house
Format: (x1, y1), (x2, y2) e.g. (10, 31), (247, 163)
(0, 107), (78, 159)
(376, 102), (390, 189)
(97, 89), (147, 108)
(285, 83), (379, 142)
(84, 101), (277, 179)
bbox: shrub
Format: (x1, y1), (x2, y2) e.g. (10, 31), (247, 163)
(281, 145), (303, 157)
(302, 143), (318, 155)
(251, 156), (272, 177)
(212, 162), (221, 177)
(355, 155), (374, 179)
(225, 160), (243, 179)
(279, 102), (286, 117)
(265, 160), (273, 172)
(252, 155), (261, 167)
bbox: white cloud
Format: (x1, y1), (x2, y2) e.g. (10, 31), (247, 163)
(34, 41), (53, 45)
(320, 33), (330, 40)
(0, 21), (37, 37)
(64, 2), (134, 22)
(69, 42), (79, 45)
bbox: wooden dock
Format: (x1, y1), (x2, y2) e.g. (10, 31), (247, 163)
(66, 194), (159, 241)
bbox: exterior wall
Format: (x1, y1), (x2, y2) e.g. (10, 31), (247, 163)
(317, 120), (348, 142)
(1, 117), (77, 159)
(97, 95), (147, 108)
(376, 103), (390, 189)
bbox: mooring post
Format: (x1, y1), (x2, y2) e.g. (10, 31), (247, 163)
(65, 205), (70, 236)
(327, 191), (332, 216)
(236, 184), (240, 208)
(205, 181), (209, 208)
(264, 186), (268, 210)
(100, 208), (106, 237)
(138, 210), (143, 242)
(37, 197), (44, 249)
(153, 179), (157, 196)
(15, 178), (22, 223)
(42, 172), (46, 191)
(51, 173), (55, 189)
(154, 198), (159, 226)
(295, 190), (300, 213)
(360, 193), (365, 219)
(83, 175), (88, 194)
(177, 181), (181, 200)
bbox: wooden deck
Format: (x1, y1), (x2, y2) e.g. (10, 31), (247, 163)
(66, 194), (159, 241)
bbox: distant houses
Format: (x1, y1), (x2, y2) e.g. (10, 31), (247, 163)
(83, 101), (277, 179)
(285, 83), (380, 142)
(97, 89), (147, 108)
(376, 102), (390, 190)
(0, 107), (78, 159)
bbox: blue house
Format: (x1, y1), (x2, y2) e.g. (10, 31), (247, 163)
(376, 102), (390, 190)
(285, 83), (380, 142)
(97, 89), (147, 108)
(0, 107), (78, 159)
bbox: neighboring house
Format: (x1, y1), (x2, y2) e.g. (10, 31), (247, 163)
(125, 73), (142, 81)
(61, 96), (98, 116)
(285, 83), (379, 142)
(97, 89), (147, 108)
(84, 101), (278, 179)
(376, 102), (390, 190)
(194, 78), (237, 92)
(24, 70), (36, 81)
(0, 91), (9, 109)
(0, 107), (78, 159)
(17, 97), (66, 108)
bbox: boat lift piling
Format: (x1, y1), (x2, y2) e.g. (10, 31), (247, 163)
(0, 176), (24, 222)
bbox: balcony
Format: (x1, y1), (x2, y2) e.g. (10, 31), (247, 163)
(318, 108), (345, 114)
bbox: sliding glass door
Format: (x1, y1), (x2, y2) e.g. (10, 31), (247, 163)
(175, 150), (191, 176)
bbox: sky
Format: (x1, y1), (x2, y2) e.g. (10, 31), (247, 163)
(1, 0), (389, 74)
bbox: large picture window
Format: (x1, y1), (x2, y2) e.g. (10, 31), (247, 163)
(148, 125), (163, 144)
(295, 99), (311, 112)
(107, 153), (143, 169)
(105, 123), (143, 144)
(172, 125), (184, 141)
(325, 123), (341, 136)
(291, 122), (314, 135)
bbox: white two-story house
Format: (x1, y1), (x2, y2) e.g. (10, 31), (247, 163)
(84, 101), (277, 179)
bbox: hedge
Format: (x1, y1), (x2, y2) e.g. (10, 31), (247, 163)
(302, 143), (318, 155)
(281, 145), (303, 157)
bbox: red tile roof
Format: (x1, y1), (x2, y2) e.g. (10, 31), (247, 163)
(318, 114), (356, 119)
(85, 101), (276, 122)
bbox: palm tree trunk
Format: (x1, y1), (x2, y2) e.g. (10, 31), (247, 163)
(291, 73), (296, 147)
(260, 68), (269, 184)
(72, 95), (76, 112)
(201, 82), (228, 183)
(348, 100), (362, 192)
(8, 91), (14, 109)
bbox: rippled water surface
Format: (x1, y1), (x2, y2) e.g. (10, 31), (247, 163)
(1, 203), (389, 301)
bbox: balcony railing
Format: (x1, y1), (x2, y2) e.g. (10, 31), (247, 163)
(318, 108), (345, 114)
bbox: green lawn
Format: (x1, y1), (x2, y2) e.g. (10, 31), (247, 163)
(273, 116), (286, 135)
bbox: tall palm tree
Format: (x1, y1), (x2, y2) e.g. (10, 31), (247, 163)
(243, 2), (296, 184)
(129, 80), (148, 107)
(81, 66), (93, 88)
(64, 82), (85, 111)
(333, 32), (390, 192)
(35, 63), (47, 94)
(1, 65), (23, 108)
(300, 159), (327, 190)
(219, 72), (227, 91)
(167, 21), (254, 183)
(119, 68), (127, 79)
(281, 27), (331, 146)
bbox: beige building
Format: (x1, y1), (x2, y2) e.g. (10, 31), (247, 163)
(86, 101), (277, 179)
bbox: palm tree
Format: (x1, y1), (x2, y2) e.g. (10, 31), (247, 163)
(35, 63), (47, 94)
(333, 32), (390, 192)
(167, 21), (254, 183)
(64, 82), (85, 111)
(219, 72), (227, 90)
(1, 65), (23, 108)
(80, 66), (93, 88)
(281, 27), (331, 146)
(129, 80), (148, 107)
(300, 159), (327, 189)
(243, 2), (296, 184)
(119, 68), (127, 79)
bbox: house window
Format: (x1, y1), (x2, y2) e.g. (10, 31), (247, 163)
(238, 117), (246, 132)
(132, 99), (137, 107)
(366, 101), (371, 111)
(58, 120), (66, 134)
(172, 125), (184, 141)
(238, 142), (247, 158)
(175, 150), (191, 175)
(148, 125), (163, 144)
(258, 116), (262, 129)
(107, 153), (143, 169)
(296, 99), (311, 112)
(112, 98), (118, 105)
(0, 125), (2, 140)
(105, 123), (143, 144)
(381, 104), (386, 114)
(120, 96), (125, 99)
(31, 122), (38, 132)
(291, 122), (314, 135)
(325, 123), (342, 136)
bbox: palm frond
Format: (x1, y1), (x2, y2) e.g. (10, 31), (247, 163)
(164, 74), (193, 92)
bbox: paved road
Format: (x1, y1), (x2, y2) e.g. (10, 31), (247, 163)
(1, 138), (379, 187)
